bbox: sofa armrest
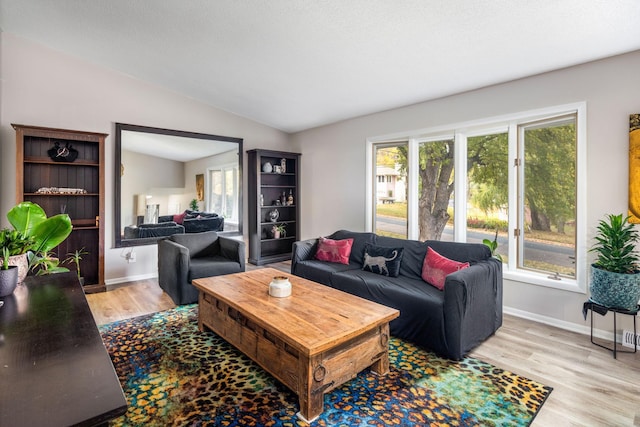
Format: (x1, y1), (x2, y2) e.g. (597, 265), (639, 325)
(158, 239), (190, 290)
(219, 236), (246, 271)
(291, 238), (318, 273)
(442, 257), (503, 359)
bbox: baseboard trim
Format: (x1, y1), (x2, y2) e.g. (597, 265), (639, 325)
(105, 272), (158, 287)
(503, 305), (617, 343)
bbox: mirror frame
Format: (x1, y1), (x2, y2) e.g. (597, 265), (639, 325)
(114, 123), (243, 248)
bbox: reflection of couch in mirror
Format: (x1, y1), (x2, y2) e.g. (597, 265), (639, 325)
(123, 210), (224, 240)
(124, 221), (185, 239)
(160, 210), (225, 233)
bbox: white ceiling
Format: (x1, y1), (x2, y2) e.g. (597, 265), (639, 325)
(122, 130), (238, 162)
(2, 0), (640, 133)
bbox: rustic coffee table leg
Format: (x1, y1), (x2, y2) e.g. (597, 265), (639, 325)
(370, 323), (391, 375)
(297, 356), (325, 423)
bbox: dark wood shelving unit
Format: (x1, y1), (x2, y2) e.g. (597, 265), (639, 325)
(14, 124), (106, 293)
(247, 149), (300, 265)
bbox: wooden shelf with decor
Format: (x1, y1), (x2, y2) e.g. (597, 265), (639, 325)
(247, 149), (301, 265)
(13, 124), (106, 293)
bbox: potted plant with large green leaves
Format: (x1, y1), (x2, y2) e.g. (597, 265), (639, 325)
(7, 202), (73, 276)
(589, 213), (640, 310)
(0, 228), (35, 283)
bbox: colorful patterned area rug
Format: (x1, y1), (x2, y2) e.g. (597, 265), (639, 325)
(99, 305), (552, 426)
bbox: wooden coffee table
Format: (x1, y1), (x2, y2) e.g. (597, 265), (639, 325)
(193, 268), (399, 422)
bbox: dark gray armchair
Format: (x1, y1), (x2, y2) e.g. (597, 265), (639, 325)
(158, 231), (245, 305)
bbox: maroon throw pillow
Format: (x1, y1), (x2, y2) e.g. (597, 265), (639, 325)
(314, 237), (354, 265)
(173, 211), (186, 224)
(421, 247), (470, 290)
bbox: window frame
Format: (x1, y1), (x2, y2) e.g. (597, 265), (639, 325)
(366, 102), (587, 293)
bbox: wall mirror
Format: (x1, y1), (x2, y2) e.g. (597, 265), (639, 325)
(114, 123), (243, 248)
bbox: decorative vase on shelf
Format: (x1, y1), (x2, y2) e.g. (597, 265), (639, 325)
(280, 158), (287, 174)
(272, 226), (281, 239)
(262, 162), (273, 173)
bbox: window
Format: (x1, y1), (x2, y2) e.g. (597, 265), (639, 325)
(368, 103), (585, 292)
(373, 143), (407, 239)
(417, 138), (455, 242)
(208, 164), (239, 226)
(518, 115), (577, 278)
(467, 132), (509, 261)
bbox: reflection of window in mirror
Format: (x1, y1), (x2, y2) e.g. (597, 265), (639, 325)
(207, 163), (239, 227)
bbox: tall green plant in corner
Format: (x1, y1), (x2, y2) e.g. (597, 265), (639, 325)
(589, 213), (640, 310)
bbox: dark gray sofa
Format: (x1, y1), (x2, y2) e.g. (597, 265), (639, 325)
(158, 231), (245, 305)
(291, 230), (503, 359)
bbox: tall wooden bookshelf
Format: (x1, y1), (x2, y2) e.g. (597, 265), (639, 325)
(247, 149), (300, 265)
(13, 124), (106, 293)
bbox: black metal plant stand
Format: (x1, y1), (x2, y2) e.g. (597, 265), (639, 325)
(587, 300), (638, 359)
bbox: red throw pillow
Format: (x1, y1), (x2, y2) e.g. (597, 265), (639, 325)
(314, 237), (354, 265)
(421, 247), (470, 290)
(173, 211), (186, 224)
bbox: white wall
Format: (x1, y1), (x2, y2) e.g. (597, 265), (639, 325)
(291, 50), (640, 333)
(121, 150), (185, 225)
(0, 32), (290, 283)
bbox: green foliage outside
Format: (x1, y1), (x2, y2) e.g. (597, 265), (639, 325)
(389, 122), (576, 241)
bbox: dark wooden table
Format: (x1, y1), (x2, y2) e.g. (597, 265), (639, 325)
(0, 272), (127, 426)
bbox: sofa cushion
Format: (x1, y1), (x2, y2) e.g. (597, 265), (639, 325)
(327, 230), (377, 265)
(315, 237), (354, 264)
(188, 256), (241, 280)
(169, 231), (219, 258)
(362, 244), (404, 277)
(292, 259), (358, 285)
(139, 221), (178, 228)
(376, 236), (429, 280)
(173, 211), (186, 224)
(183, 216), (224, 233)
(422, 247), (470, 290)
(423, 240), (491, 263)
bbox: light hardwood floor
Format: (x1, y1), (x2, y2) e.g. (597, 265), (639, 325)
(86, 262), (640, 426)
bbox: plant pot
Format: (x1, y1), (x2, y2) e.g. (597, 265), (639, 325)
(590, 264), (640, 310)
(8, 253), (28, 283)
(0, 266), (19, 297)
